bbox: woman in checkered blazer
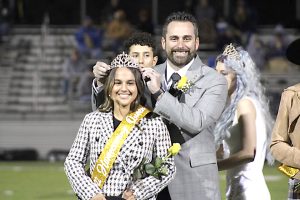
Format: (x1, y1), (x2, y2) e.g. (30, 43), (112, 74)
(64, 53), (176, 200)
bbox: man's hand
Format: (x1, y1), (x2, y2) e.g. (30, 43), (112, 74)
(140, 68), (161, 94)
(93, 61), (111, 85)
(91, 193), (106, 200)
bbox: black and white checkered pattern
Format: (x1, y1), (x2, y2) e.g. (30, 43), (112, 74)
(64, 110), (176, 200)
(288, 178), (300, 200)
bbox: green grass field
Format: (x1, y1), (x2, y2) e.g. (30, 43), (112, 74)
(219, 165), (289, 200)
(0, 161), (289, 200)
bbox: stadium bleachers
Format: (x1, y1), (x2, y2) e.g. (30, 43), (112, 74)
(0, 26), (91, 120)
(0, 26), (299, 159)
(0, 26), (299, 120)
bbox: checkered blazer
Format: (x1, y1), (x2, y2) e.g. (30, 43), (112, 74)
(64, 110), (176, 200)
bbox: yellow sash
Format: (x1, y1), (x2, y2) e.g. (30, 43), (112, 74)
(92, 106), (150, 189)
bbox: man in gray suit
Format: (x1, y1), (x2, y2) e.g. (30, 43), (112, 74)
(141, 12), (227, 200)
(92, 12), (227, 200)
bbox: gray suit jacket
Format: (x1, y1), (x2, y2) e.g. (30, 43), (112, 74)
(155, 56), (227, 200)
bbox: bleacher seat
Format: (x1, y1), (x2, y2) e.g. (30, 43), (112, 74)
(0, 26), (91, 120)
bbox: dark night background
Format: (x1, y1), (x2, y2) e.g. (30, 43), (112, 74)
(5, 0), (299, 28)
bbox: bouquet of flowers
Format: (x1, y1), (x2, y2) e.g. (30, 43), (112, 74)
(133, 143), (181, 180)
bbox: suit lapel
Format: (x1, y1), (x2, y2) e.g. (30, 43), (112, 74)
(155, 62), (167, 91)
(178, 56), (205, 103)
(185, 56), (204, 84)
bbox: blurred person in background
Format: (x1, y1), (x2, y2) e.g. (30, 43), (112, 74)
(136, 8), (154, 34)
(246, 34), (267, 71)
(266, 24), (291, 59)
(99, 0), (121, 26)
(77, 65), (94, 103)
(75, 16), (103, 59)
(215, 44), (274, 200)
(0, 2), (11, 43)
(270, 38), (300, 200)
(265, 24), (292, 73)
(92, 32), (158, 110)
(64, 52), (175, 200)
(105, 9), (133, 53)
(194, 0), (215, 23)
(62, 48), (87, 99)
(193, 0), (217, 44)
(215, 16), (241, 51)
(229, 0), (257, 45)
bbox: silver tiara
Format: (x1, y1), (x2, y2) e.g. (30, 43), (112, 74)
(222, 43), (241, 60)
(110, 52), (139, 69)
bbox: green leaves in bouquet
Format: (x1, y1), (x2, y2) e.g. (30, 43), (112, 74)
(145, 157), (168, 180)
(133, 157), (168, 181)
(133, 158), (147, 181)
(154, 157), (163, 168)
(132, 143), (181, 181)
(145, 162), (156, 175)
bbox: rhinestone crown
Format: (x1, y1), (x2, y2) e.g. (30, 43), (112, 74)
(110, 52), (139, 69)
(222, 43), (241, 60)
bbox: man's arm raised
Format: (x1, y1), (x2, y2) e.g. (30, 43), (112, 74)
(91, 61), (110, 111)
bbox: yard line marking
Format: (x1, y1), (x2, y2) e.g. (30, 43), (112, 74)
(0, 166), (23, 171)
(3, 190), (14, 196)
(67, 189), (74, 195)
(219, 174), (283, 181)
(0, 165), (63, 171)
(12, 166), (23, 171)
(264, 175), (282, 181)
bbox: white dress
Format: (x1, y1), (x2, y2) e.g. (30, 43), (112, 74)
(224, 96), (270, 200)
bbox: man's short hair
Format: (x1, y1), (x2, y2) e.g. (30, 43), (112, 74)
(162, 11), (198, 38)
(124, 32), (157, 56)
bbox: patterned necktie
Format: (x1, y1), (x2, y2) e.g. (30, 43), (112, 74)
(169, 73), (181, 96)
(167, 73), (186, 144)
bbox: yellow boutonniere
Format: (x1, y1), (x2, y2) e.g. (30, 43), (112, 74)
(175, 76), (194, 93)
(168, 143), (181, 156)
(133, 143), (181, 180)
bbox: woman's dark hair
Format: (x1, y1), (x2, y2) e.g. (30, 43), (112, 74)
(124, 32), (157, 56)
(98, 67), (145, 112)
(162, 11), (198, 38)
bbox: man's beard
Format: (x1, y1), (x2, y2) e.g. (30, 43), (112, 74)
(167, 47), (196, 67)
